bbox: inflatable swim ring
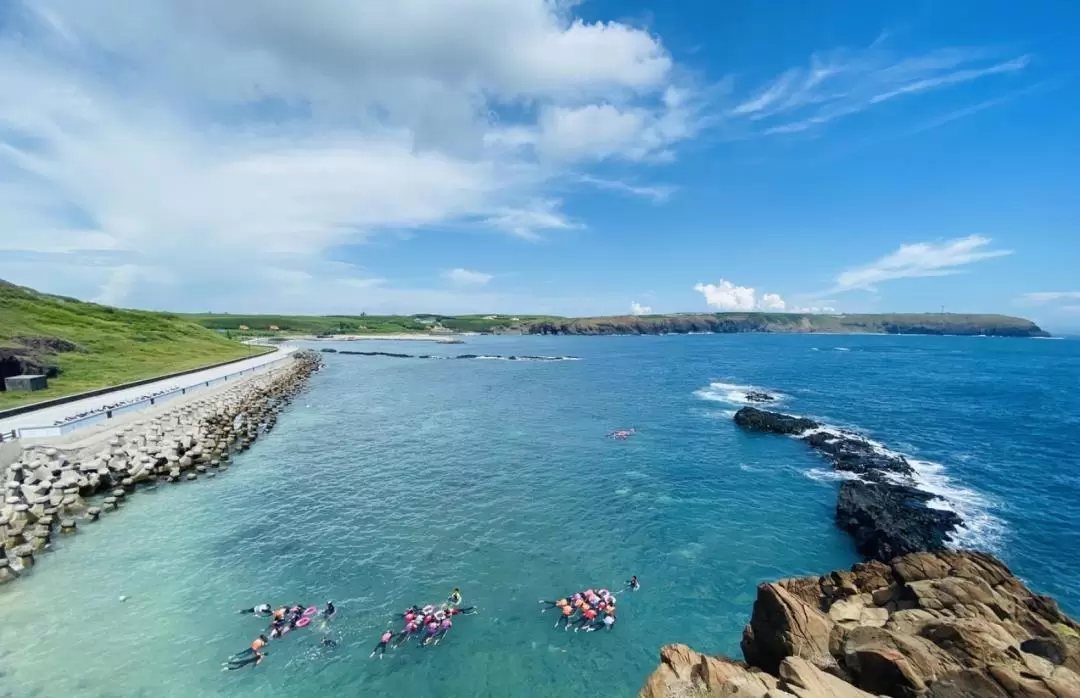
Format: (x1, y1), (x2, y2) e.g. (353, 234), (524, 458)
(296, 616), (311, 628)
(303, 606), (318, 617)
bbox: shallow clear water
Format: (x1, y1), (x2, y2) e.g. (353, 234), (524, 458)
(1, 334), (1078, 697)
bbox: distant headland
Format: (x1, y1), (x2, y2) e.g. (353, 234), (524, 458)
(191, 311), (1050, 339)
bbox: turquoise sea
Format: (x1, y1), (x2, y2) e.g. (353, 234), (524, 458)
(1, 334), (1078, 697)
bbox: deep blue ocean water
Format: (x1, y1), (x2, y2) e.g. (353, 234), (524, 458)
(1, 334), (1078, 697)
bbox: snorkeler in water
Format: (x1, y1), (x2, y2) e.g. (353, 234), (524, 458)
(239, 603), (272, 616)
(419, 620), (440, 647)
(393, 620), (421, 648)
(627, 575), (640, 591)
(433, 617), (452, 645)
(447, 606), (476, 616)
(370, 630), (393, 659)
(447, 587), (462, 606)
(322, 601), (336, 619)
(554, 603), (574, 630)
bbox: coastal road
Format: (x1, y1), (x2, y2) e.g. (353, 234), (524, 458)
(0, 344), (298, 436)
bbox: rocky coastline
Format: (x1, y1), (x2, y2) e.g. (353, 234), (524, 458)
(0, 350), (323, 584)
(639, 550), (1080, 697)
(733, 406), (962, 562)
(523, 313), (1049, 338)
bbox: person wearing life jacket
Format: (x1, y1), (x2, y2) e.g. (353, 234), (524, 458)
(224, 635), (268, 670)
(419, 620), (440, 647)
(239, 603), (272, 616)
(555, 603), (575, 630)
(448, 587), (462, 606)
(573, 607), (598, 631)
(370, 630), (393, 658)
(272, 607), (287, 622)
(433, 617), (453, 645)
(627, 575), (640, 591)
(448, 606), (476, 616)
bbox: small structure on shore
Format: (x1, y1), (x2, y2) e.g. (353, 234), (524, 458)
(4, 374), (48, 392)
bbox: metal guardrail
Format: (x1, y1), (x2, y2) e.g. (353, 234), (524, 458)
(13, 353), (295, 440)
(0, 430), (15, 443)
(0, 346), (278, 422)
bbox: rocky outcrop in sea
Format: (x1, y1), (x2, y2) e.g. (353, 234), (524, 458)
(0, 350), (323, 584)
(639, 550), (1080, 698)
(733, 406), (962, 561)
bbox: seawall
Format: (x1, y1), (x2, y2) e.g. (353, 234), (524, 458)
(0, 350), (323, 585)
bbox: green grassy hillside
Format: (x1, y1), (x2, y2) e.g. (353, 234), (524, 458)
(186, 313), (558, 335)
(0, 280), (267, 409)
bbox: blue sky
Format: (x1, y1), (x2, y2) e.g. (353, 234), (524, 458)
(0, 1), (1077, 329)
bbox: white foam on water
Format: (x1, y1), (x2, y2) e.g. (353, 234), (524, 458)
(834, 347), (851, 352)
(803, 468), (860, 483)
(693, 381), (786, 407)
(908, 458), (1004, 551)
(792, 424), (1003, 551)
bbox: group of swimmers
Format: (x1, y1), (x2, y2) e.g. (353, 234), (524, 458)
(223, 601), (336, 670)
(539, 577), (638, 633)
(371, 587), (477, 658)
(607, 428), (636, 440)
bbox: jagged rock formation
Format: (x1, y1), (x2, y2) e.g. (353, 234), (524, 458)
(733, 407), (962, 561)
(640, 551), (1080, 698)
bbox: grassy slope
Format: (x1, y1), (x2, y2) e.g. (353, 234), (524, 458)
(0, 281), (266, 409)
(186, 313), (558, 334)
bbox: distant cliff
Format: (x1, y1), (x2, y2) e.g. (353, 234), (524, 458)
(522, 312), (1049, 338)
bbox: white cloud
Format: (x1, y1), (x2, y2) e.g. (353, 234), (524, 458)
(0, 0), (692, 310)
(759, 293), (787, 311)
(694, 279), (788, 312)
(630, 301), (652, 315)
(831, 235), (1012, 293)
(1020, 291), (1080, 304)
(726, 42), (1031, 137)
(443, 268), (493, 286)
(537, 86), (699, 161)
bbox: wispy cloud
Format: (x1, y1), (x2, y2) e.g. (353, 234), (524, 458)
(443, 268), (493, 286)
(577, 175), (674, 203)
(1020, 291), (1080, 304)
(630, 300), (652, 315)
(831, 235), (1012, 293)
(726, 41), (1032, 137)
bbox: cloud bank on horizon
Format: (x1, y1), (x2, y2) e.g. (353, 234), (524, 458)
(0, 0), (1071, 322)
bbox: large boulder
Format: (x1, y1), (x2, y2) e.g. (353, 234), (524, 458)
(641, 551), (1080, 698)
(742, 583), (838, 675)
(836, 481), (962, 562)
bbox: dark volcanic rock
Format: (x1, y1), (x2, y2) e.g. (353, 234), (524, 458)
(733, 407), (819, 435)
(13, 336), (84, 354)
(745, 391), (776, 403)
(837, 480), (962, 561)
(804, 431), (913, 478)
